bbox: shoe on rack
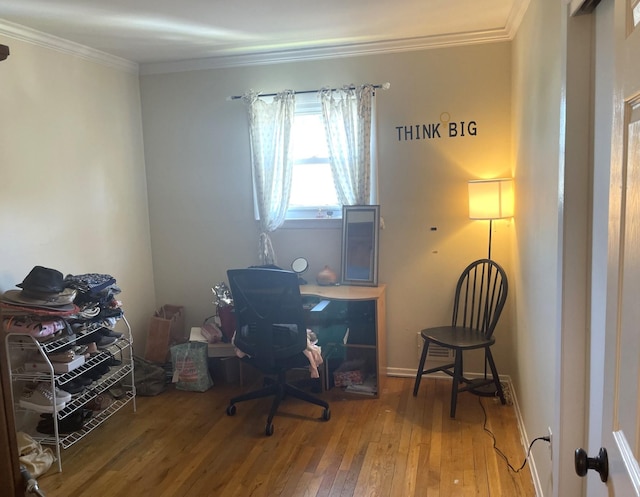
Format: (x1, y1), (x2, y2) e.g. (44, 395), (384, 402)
(108, 384), (126, 400)
(72, 345), (89, 356)
(82, 363), (110, 381)
(95, 335), (117, 349)
(105, 353), (122, 367)
(98, 327), (123, 339)
(85, 342), (99, 356)
(54, 333), (77, 352)
(84, 393), (114, 412)
(58, 380), (86, 395)
(55, 387), (72, 403)
(19, 383), (66, 413)
(74, 375), (93, 386)
(47, 349), (77, 363)
(36, 408), (92, 434)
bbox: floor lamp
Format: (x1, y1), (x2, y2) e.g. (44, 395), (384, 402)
(467, 177), (514, 395)
(468, 178), (514, 260)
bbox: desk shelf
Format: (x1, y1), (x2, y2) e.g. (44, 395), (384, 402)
(301, 284), (386, 399)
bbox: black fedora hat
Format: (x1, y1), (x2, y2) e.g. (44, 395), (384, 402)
(17, 266), (65, 294)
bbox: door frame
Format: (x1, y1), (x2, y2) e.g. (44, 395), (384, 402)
(586, 0), (614, 494)
(554, 6), (595, 497)
(0, 325), (23, 497)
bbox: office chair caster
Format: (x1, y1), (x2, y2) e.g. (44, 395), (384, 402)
(265, 422), (274, 436)
(322, 408), (331, 421)
(226, 404), (236, 416)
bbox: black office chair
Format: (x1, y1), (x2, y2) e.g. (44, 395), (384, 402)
(413, 259), (508, 418)
(225, 267), (331, 436)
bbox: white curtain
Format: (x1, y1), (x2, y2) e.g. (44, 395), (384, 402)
(242, 90), (296, 265)
(320, 84), (378, 206)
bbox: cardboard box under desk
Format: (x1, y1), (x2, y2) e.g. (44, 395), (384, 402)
(190, 327), (250, 385)
(208, 356), (241, 384)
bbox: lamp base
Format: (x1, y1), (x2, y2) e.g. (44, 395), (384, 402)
(468, 378), (499, 397)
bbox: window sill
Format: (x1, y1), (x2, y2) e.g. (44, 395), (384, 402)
(280, 218), (342, 229)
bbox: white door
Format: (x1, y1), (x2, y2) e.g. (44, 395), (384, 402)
(591, 0), (640, 493)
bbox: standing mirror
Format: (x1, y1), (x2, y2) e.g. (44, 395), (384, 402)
(340, 205), (380, 286)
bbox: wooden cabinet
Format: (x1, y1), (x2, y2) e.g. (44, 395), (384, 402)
(300, 284), (386, 398)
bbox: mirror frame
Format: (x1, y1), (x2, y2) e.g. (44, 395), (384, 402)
(291, 257), (309, 285)
(340, 205), (380, 286)
(291, 257), (309, 274)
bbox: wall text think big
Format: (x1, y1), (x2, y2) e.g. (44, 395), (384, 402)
(395, 115), (478, 141)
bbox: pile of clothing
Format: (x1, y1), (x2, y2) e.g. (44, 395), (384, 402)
(1, 266), (123, 342)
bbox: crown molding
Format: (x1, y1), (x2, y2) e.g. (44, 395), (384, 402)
(140, 0), (530, 75)
(140, 28), (513, 75)
(506, 0), (531, 37)
(0, 19), (138, 73)
(0, 0), (530, 76)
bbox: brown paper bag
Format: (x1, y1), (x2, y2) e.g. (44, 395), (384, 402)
(144, 304), (185, 363)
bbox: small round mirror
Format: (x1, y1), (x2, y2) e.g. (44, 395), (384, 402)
(291, 257), (309, 285)
(291, 257), (309, 274)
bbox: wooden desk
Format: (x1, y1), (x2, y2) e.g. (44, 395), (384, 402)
(300, 284), (386, 398)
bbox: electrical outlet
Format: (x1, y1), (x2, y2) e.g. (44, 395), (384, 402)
(547, 426), (553, 460)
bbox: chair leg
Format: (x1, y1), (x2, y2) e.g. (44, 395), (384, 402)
(413, 338), (430, 396)
(229, 383), (278, 406)
(283, 383), (329, 410)
(450, 350), (463, 418)
(266, 383), (286, 429)
(486, 348), (505, 405)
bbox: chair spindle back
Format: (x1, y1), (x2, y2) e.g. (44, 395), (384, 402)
(451, 259), (508, 338)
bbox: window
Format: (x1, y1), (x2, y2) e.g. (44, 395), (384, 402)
(287, 100), (340, 220)
(246, 86), (378, 229)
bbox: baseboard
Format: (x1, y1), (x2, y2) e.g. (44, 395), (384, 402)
(507, 378), (544, 497)
(386, 367), (543, 496)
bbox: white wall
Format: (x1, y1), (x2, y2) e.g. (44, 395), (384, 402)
(139, 43), (515, 377)
(0, 35), (156, 342)
(511, 0), (563, 493)
(511, 1), (593, 496)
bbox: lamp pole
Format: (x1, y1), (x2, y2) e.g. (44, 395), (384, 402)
(488, 219), (493, 261)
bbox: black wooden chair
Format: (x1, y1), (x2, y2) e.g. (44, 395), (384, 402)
(413, 259), (508, 417)
(225, 267), (330, 436)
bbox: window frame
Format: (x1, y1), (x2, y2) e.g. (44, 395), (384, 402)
(285, 96), (342, 222)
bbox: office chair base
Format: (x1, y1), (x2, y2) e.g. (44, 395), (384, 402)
(226, 379), (330, 436)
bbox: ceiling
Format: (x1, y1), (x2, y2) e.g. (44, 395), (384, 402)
(0, 0), (526, 68)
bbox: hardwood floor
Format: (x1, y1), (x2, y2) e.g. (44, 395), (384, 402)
(36, 377), (535, 497)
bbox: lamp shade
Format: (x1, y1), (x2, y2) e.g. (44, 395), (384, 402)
(468, 178), (514, 220)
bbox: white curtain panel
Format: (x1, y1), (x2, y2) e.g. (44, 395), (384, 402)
(242, 90), (296, 265)
(320, 84), (377, 206)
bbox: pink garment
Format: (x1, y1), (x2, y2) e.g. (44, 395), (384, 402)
(3, 317), (66, 338)
(303, 341), (323, 379)
(232, 331), (247, 359)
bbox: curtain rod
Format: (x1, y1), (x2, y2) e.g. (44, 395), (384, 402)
(227, 82), (390, 101)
